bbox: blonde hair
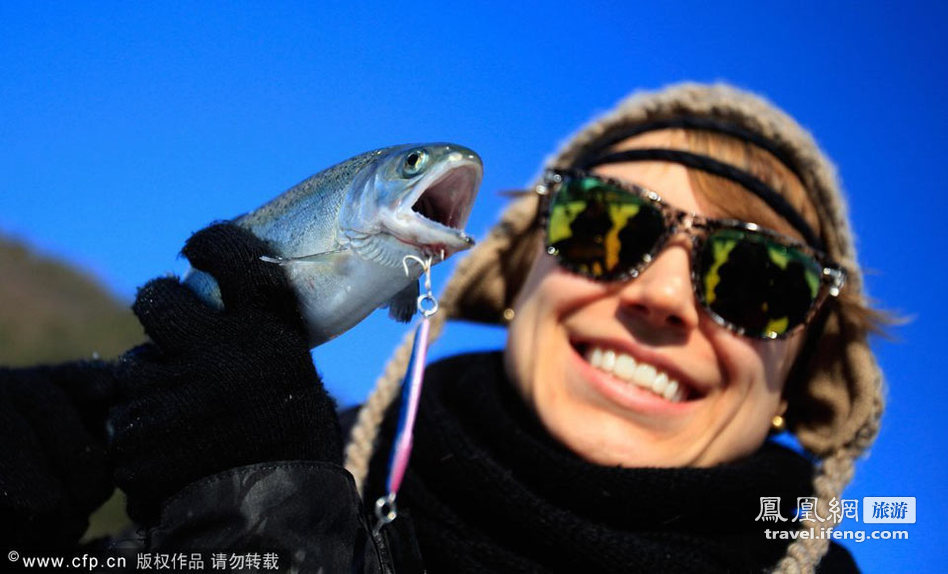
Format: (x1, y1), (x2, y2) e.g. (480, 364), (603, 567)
(684, 129), (820, 240)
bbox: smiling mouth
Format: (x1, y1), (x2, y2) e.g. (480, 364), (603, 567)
(572, 342), (699, 403)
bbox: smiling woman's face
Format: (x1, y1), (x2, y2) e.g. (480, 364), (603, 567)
(503, 134), (811, 468)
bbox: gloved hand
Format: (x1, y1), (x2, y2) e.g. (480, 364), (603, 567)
(110, 223), (342, 526)
(0, 361), (116, 548)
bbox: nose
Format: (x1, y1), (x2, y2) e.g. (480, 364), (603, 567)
(616, 238), (700, 334)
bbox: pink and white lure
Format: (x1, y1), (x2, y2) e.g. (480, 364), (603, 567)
(374, 255), (439, 534)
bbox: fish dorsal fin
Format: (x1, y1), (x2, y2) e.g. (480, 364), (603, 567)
(386, 281), (419, 322)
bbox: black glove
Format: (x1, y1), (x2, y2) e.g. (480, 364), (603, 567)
(110, 223), (342, 526)
(0, 361), (116, 548)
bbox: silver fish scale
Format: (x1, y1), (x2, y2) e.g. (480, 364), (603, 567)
(236, 148), (393, 256)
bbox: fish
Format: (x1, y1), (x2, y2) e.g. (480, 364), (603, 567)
(183, 143), (482, 347)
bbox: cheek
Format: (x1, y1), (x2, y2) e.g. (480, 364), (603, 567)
(688, 331), (794, 463)
(750, 333), (805, 394)
(504, 256), (557, 401)
(707, 325), (803, 395)
(706, 329), (803, 449)
(504, 255), (603, 401)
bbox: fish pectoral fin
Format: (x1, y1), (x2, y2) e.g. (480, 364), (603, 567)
(259, 248), (347, 266)
(259, 255), (289, 264)
(386, 281), (419, 322)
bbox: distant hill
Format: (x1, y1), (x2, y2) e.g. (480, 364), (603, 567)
(0, 232), (142, 539)
(0, 235), (143, 365)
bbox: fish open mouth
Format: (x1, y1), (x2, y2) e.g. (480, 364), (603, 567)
(377, 145), (483, 259)
(411, 163), (480, 232)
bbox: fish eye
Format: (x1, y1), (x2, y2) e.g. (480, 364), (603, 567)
(400, 148), (429, 178)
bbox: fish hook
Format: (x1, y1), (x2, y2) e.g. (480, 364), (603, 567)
(402, 254), (433, 293)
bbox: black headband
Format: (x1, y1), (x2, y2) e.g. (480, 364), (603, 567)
(577, 116), (809, 186)
(585, 148), (823, 250)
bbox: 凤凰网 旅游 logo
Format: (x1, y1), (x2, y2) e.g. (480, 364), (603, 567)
(863, 497), (915, 524)
(755, 496), (916, 525)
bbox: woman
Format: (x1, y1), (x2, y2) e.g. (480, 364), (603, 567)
(1, 83), (884, 572)
(343, 83), (884, 572)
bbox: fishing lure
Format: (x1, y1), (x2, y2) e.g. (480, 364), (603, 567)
(374, 255), (439, 534)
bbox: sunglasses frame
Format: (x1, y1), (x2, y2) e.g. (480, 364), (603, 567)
(535, 169), (847, 339)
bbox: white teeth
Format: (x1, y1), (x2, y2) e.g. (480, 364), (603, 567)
(583, 345), (686, 403)
(601, 349), (616, 371)
(614, 354), (637, 379)
(632, 364), (657, 389)
(590, 347), (603, 369)
(652, 372), (669, 395)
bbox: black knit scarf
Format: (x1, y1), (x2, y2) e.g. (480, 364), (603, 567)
(365, 352), (830, 573)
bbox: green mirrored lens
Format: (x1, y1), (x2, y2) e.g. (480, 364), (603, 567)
(548, 176), (665, 278)
(698, 229), (823, 337)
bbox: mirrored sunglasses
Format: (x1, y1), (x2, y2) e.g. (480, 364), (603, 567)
(536, 170), (846, 339)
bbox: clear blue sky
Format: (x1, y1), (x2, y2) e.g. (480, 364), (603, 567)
(2, 2), (944, 569)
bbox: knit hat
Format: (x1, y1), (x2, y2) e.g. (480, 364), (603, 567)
(346, 83), (885, 572)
